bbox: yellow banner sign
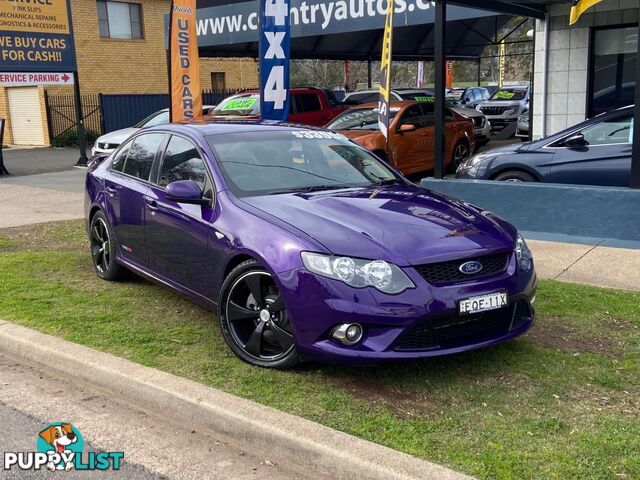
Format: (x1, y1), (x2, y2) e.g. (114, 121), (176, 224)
(0, 0), (70, 34)
(169, 0), (202, 122)
(377, 0), (393, 138)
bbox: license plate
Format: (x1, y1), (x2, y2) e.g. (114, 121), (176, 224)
(458, 291), (508, 315)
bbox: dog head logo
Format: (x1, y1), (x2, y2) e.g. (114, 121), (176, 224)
(37, 423), (84, 471)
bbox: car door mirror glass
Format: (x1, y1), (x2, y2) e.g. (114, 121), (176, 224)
(564, 133), (588, 148)
(166, 180), (210, 205)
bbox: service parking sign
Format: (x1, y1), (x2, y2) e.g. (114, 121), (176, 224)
(259, 0), (290, 122)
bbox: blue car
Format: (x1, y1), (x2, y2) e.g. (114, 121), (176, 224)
(457, 105), (633, 187)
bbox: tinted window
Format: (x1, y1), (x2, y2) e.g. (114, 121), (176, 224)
(590, 27), (636, 116)
(123, 134), (164, 180)
(111, 141), (131, 172)
(295, 93), (322, 113)
(158, 136), (208, 188)
(399, 105), (429, 129)
(344, 92), (378, 105)
(580, 114), (633, 146)
(327, 107), (399, 131)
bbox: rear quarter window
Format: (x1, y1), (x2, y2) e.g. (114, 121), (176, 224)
(294, 93), (322, 113)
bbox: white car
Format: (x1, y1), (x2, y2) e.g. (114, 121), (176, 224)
(92, 106), (215, 155)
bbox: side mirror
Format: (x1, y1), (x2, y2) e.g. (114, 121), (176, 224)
(564, 133), (588, 149)
(399, 124), (416, 133)
(166, 180), (210, 206)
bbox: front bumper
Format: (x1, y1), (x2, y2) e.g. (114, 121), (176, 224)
(277, 254), (537, 365)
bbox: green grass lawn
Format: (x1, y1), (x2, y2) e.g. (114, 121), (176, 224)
(0, 220), (638, 480)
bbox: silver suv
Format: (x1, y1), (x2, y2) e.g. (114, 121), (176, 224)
(477, 86), (530, 133)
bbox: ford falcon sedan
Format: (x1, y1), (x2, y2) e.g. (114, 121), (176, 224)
(85, 122), (537, 369)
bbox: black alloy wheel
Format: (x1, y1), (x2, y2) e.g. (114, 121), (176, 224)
(219, 260), (299, 369)
(89, 211), (128, 281)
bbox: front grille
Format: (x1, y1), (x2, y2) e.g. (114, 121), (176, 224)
(473, 116), (486, 128)
(480, 106), (510, 116)
(394, 300), (530, 351)
(414, 252), (510, 285)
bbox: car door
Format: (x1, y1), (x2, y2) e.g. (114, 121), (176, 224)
(103, 133), (165, 268)
(548, 112), (632, 187)
(391, 104), (434, 173)
(144, 134), (216, 298)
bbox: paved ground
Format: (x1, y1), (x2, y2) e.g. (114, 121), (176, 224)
(0, 147), (86, 177)
(0, 355), (306, 480)
(0, 170), (85, 228)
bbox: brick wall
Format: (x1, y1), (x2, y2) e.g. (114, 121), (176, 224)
(50, 0), (257, 95)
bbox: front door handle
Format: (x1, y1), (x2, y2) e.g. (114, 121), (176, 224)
(145, 198), (159, 214)
(105, 186), (118, 197)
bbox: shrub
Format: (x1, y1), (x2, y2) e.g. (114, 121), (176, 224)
(52, 129), (100, 148)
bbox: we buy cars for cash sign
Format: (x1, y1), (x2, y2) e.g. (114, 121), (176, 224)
(0, 0), (77, 72)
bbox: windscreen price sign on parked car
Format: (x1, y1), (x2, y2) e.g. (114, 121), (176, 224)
(259, 0), (290, 122)
(0, 0), (77, 74)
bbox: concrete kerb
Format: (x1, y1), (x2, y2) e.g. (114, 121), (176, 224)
(0, 321), (472, 480)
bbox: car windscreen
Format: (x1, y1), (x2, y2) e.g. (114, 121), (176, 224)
(135, 111), (169, 128)
(207, 131), (400, 197)
(211, 94), (260, 116)
(326, 108), (399, 131)
(489, 89), (527, 101)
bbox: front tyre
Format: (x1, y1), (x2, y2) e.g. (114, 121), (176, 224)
(89, 211), (128, 281)
(449, 140), (470, 173)
(218, 260), (299, 369)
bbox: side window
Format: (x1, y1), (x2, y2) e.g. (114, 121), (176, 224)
(399, 105), (427, 128)
(158, 136), (208, 189)
(294, 93), (322, 113)
(111, 141), (132, 172)
(123, 133), (165, 181)
(580, 114), (633, 146)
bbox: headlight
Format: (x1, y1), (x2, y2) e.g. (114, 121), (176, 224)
(301, 252), (414, 294)
(515, 234), (533, 272)
(465, 152), (496, 167)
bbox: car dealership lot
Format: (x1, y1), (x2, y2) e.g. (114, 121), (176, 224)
(0, 219), (638, 480)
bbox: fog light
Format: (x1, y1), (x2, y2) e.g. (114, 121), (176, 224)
(331, 323), (364, 345)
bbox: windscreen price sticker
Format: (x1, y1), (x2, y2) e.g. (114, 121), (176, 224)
(259, 0), (290, 122)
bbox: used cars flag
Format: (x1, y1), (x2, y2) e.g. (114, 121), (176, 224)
(569, 0), (603, 25)
(169, 0), (202, 122)
(378, 0), (394, 138)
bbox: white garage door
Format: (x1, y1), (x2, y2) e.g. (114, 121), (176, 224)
(7, 87), (45, 146)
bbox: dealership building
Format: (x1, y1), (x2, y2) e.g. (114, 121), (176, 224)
(532, 0), (638, 139)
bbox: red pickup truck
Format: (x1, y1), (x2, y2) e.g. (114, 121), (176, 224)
(208, 87), (346, 126)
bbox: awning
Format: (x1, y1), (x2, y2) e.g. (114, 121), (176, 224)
(194, 0), (517, 60)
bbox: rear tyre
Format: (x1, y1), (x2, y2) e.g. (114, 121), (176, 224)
(218, 260), (300, 369)
(494, 170), (536, 182)
(89, 210), (128, 281)
(448, 141), (471, 173)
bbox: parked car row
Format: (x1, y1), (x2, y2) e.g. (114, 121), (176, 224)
(91, 86), (632, 187)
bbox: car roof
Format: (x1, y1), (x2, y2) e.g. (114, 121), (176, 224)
(143, 120), (324, 137)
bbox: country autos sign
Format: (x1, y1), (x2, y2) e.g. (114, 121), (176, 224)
(194, 0), (494, 47)
(0, 0), (77, 72)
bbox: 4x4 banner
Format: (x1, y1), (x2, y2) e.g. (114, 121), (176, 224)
(169, 0), (203, 122)
(259, 0), (290, 122)
(0, 0), (77, 72)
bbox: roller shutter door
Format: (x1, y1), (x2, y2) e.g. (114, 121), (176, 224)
(7, 87), (45, 146)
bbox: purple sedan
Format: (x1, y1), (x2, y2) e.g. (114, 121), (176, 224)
(85, 122), (537, 369)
